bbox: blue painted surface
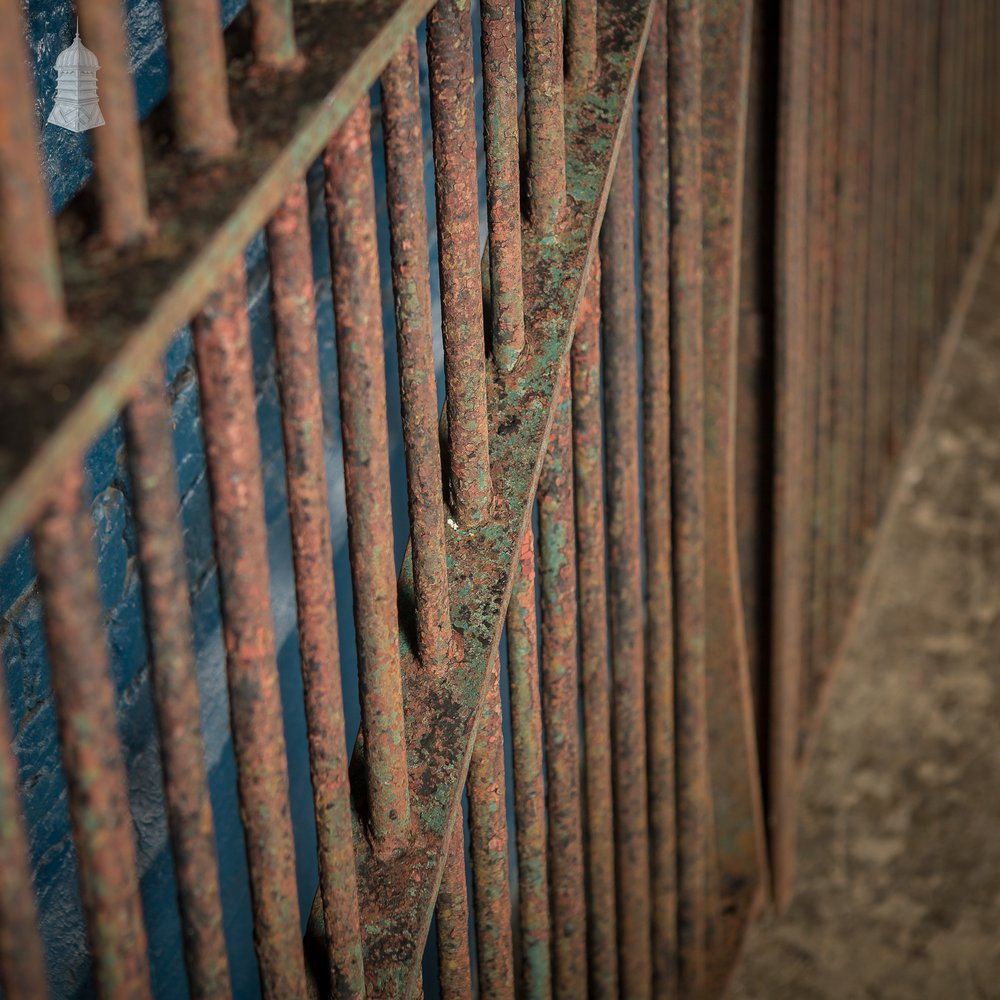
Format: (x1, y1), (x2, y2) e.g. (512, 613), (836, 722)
(0, 3), (499, 997)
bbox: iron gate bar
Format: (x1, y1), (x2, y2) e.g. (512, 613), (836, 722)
(667, 0), (713, 991)
(571, 260), (619, 999)
(0, 0), (66, 361)
(381, 37), (452, 672)
(193, 263), (309, 999)
(268, 181), (364, 999)
(302, 4), (654, 994)
(434, 821), (473, 999)
(125, 374), (232, 1000)
(638, 7), (676, 995)
(33, 468), (154, 1000)
(538, 367), (587, 1000)
(506, 527), (552, 1000)
(0, 0), (437, 553)
(601, 119), (652, 1000)
(699, 0), (768, 984)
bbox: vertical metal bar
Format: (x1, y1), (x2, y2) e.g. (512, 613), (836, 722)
(381, 39), (451, 669)
(601, 127), (652, 1000)
(427, 0), (493, 527)
(77, 0), (149, 246)
(0, 0), (66, 361)
(506, 527), (552, 1000)
(435, 822), (473, 1000)
(667, 0), (712, 987)
(481, 0), (526, 372)
(33, 468), (153, 1000)
(638, 4), (676, 996)
(522, 0), (566, 231)
(248, 0), (297, 69)
(193, 263), (308, 999)
(565, 0), (597, 89)
(125, 375), (232, 1000)
(0, 662), (49, 1000)
(538, 367), (587, 1000)
(324, 102), (411, 847)
(267, 182), (364, 998)
(467, 657), (515, 999)
(570, 260), (618, 999)
(771, 0), (811, 911)
(161, 0), (237, 157)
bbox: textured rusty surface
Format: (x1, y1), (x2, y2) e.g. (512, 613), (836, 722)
(32, 467), (153, 1000)
(427, 0), (493, 527)
(600, 122), (652, 1000)
(771, 0), (812, 911)
(248, 0), (298, 68)
(125, 375), (232, 1000)
(637, 7), (676, 997)
(162, 0), (238, 157)
(304, 6), (653, 994)
(0, 660), (49, 1000)
(267, 182), (364, 999)
(0, 0), (66, 362)
(193, 263), (308, 999)
(435, 824), (473, 999)
(566, 0), (598, 88)
(506, 528), (552, 1000)
(481, 0), (525, 373)
(324, 103), (411, 849)
(538, 367), (587, 1000)
(667, 0), (713, 991)
(700, 0), (768, 987)
(381, 38), (451, 671)
(523, 0), (566, 232)
(0, 0), (438, 551)
(570, 259), (618, 1000)
(467, 657), (515, 998)
(77, 0), (150, 246)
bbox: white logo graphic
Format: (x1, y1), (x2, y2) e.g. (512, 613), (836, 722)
(47, 23), (105, 133)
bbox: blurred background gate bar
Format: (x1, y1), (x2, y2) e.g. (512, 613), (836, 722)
(1, 0), (999, 997)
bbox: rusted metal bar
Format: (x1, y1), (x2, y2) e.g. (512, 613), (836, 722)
(481, 0), (526, 373)
(435, 823), (473, 999)
(538, 368), (587, 1000)
(667, 0), (713, 988)
(523, 0), (567, 232)
(32, 467), (153, 1000)
(467, 657), (515, 998)
(638, 4), (676, 995)
(0, 665), (49, 1000)
(303, 7), (655, 994)
(506, 527), (552, 1000)
(0, 0), (439, 552)
(0, 0), (66, 361)
(125, 375), (232, 1000)
(570, 259), (618, 999)
(427, 0), (494, 527)
(193, 263), (308, 1000)
(601, 121), (652, 1000)
(249, 0), (298, 68)
(566, 0), (598, 88)
(771, 0), (812, 911)
(267, 182), (364, 998)
(161, 0), (238, 158)
(700, 0), (768, 973)
(324, 102), (411, 849)
(77, 0), (150, 246)
(381, 38), (451, 670)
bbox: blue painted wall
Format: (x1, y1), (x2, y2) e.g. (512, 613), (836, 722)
(0, 4), (499, 997)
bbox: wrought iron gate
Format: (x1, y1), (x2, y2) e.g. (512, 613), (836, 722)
(0, 0), (998, 997)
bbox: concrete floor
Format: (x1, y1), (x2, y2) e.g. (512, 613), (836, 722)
(729, 241), (1000, 1000)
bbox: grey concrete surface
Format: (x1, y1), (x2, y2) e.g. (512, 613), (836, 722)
(729, 242), (1000, 1000)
